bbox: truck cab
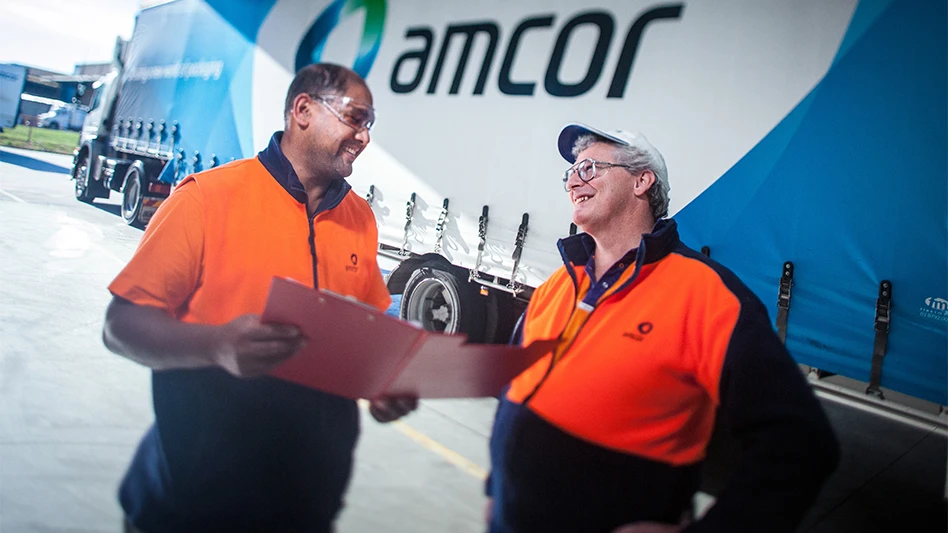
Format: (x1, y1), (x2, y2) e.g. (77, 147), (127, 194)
(72, 67), (174, 227)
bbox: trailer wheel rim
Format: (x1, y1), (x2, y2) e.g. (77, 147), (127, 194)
(123, 173), (140, 216)
(74, 155), (89, 198)
(404, 276), (460, 334)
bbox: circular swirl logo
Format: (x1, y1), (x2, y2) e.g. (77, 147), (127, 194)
(295, 0), (387, 77)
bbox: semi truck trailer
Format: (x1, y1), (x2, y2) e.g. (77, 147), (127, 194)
(73, 0), (946, 428)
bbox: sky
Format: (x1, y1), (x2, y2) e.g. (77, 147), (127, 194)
(0, 0), (141, 74)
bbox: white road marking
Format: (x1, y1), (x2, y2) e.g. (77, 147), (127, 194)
(0, 187), (27, 203)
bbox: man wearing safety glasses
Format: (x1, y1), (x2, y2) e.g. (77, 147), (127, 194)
(103, 63), (416, 533)
(486, 124), (839, 533)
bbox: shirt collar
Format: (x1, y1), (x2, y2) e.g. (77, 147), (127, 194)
(583, 242), (639, 283)
(256, 131), (351, 212)
(558, 218), (680, 270)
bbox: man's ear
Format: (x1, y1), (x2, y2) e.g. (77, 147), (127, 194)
(634, 169), (657, 198)
(291, 93), (314, 128)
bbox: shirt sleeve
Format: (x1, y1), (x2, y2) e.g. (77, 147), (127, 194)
(108, 179), (205, 315)
(683, 295), (840, 533)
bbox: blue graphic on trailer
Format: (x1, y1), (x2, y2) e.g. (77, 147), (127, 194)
(295, 0), (386, 77)
(205, 0), (388, 79)
(146, 0), (388, 168)
(120, 0), (257, 173)
(676, 0), (947, 404)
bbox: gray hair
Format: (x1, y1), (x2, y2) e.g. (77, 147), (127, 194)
(572, 133), (671, 219)
(284, 63), (367, 121)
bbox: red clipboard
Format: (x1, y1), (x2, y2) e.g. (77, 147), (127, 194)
(261, 277), (557, 399)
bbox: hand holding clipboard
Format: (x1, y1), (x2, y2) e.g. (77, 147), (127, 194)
(262, 277), (557, 399)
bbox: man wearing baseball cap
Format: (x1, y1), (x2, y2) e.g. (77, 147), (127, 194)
(485, 123), (839, 532)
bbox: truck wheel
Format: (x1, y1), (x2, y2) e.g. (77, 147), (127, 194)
(400, 264), (486, 342)
(73, 152), (95, 203)
(121, 166), (145, 228)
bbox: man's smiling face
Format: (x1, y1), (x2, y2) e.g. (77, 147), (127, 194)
(566, 142), (639, 235)
(306, 81), (373, 180)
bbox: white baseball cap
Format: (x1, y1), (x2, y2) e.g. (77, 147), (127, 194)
(557, 122), (670, 196)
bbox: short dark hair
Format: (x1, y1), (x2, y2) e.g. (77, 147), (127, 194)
(283, 63), (366, 119)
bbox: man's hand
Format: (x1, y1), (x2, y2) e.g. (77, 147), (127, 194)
(211, 314), (306, 378)
(368, 395), (419, 423)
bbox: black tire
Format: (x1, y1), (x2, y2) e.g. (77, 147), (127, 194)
(48, 122), (60, 130)
(73, 152), (95, 203)
(121, 165), (145, 228)
(483, 291), (528, 345)
(400, 264), (487, 342)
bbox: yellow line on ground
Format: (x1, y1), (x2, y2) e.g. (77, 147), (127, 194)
(392, 420), (488, 480)
(358, 399), (488, 480)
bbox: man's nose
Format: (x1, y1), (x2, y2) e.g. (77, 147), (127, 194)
(565, 169), (584, 191)
(355, 127), (370, 144)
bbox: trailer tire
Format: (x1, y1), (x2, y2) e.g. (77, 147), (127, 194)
(121, 165), (145, 228)
(73, 151), (95, 203)
(400, 264), (486, 342)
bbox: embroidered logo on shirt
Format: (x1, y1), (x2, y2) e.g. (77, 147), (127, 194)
(346, 253), (359, 272)
(623, 322), (653, 341)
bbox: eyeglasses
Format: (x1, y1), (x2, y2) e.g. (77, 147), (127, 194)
(313, 94), (376, 132)
(563, 158), (637, 191)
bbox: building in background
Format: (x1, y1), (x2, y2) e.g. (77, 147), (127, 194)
(16, 62), (121, 130)
(12, 36), (127, 128)
(0, 64), (28, 131)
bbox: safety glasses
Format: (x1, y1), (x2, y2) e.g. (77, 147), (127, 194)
(314, 94), (376, 132)
(563, 158), (636, 191)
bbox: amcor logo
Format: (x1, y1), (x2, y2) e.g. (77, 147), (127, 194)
(919, 297), (948, 323)
(925, 297), (948, 311)
(296, 0), (387, 77)
(390, 4), (683, 98)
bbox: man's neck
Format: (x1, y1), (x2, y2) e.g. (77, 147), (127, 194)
(280, 132), (332, 216)
(590, 217), (655, 280)
(303, 182), (331, 217)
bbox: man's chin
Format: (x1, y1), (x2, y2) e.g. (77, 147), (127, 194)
(334, 162), (354, 179)
(572, 213), (589, 229)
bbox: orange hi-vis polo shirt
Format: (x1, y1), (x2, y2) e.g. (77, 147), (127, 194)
(109, 158), (390, 324)
(108, 133), (392, 532)
(508, 240), (738, 465)
(487, 219), (839, 533)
